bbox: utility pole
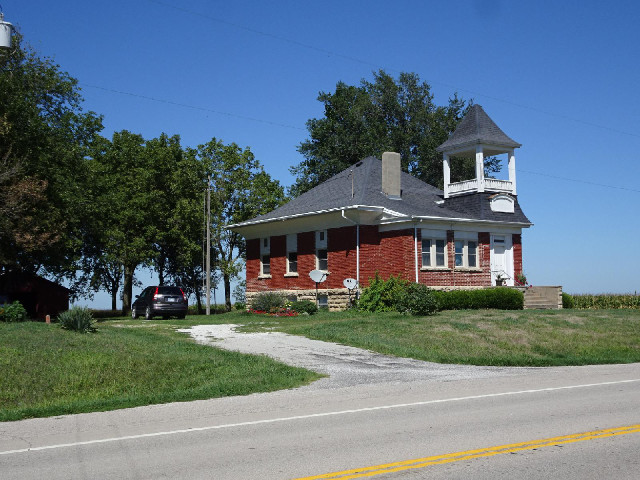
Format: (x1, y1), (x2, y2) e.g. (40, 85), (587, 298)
(206, 175), (211, 315)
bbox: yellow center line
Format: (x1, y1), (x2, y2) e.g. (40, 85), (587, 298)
(294, 424), (640, 480)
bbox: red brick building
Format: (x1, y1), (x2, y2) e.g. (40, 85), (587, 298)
(230, 105), (532, 309)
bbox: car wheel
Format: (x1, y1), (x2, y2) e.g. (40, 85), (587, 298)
(145, 306), (153, 320)
(178, 314), (186, 319)
(131, 307), (138, 319)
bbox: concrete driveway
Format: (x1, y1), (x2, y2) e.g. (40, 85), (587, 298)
(181, 324), (535, 389)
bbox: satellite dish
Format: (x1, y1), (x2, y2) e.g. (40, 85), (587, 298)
(343, 278), (358, 290)
(309, 269), (327, 283)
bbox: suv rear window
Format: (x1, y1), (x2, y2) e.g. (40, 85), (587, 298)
(157, 286), (183, 295)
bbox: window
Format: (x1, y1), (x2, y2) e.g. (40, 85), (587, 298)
(261, 255), (270, 275)
(421, 238), (446, 268)
(317, 249), (328, 271)
(454, 233), (478, 269)
(287, 252), (298, 273)
(286, 233), (298, 276)
(259, 236), (271, 276)
(317, 294), (328, 309)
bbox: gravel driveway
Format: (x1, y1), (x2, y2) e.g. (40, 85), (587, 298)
(181, 324), (532, 389)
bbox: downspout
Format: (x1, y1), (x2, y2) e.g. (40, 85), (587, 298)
(341, 210), (360, 287)
(414, 225), (418, 283)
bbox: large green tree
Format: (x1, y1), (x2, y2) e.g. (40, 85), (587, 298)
(290, 70), (498, 196)
(87, 131), (160, 314)
(0, 34), (102, 278)
(196, 139), (285, 311)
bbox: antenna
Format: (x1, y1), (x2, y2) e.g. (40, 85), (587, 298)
(309, 269), (329, 307)
(343, 278), (358, 307)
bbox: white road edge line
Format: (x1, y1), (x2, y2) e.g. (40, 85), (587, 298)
(2, 379), (639, 455)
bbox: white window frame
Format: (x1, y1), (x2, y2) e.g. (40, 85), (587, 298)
(316, 248), (328, 271)
(260, 254), (271, 276)
(454, 232), (479, 269)
(286, 252), (298, 275)
(421, 229), (447, 269)
(259, 237), (271, 277)
(317, 294), (329, 309)
(285, 234), (298, 276)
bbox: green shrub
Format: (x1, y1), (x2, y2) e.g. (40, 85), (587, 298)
(251, 291), (286, 313)
(358, 273), (408, 312)
(434, 288), (524, 310)
(396, 283), (438, 316)
(0, 301), (28, 322)
(234, 302), (246, 311)
(290, 300), (318, 315)
(57, 307), (95, 333)
(562, 293), (575, 309)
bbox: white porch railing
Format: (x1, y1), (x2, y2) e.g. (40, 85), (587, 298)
(447, 178), (514, 196)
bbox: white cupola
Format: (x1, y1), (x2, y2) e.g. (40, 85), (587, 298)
(436, 105), (521, 200)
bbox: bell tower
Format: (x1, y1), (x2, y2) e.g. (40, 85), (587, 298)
(437, 105), (521, 200)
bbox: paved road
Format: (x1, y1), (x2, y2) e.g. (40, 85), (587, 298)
(1, 325), (639, 479)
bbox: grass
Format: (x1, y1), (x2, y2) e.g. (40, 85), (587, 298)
(233, 308), (640, 367)
(0, 318), (322, 422)
(2, 308), (639, 422)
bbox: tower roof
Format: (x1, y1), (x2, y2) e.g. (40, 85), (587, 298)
(437, 104), (521, 154)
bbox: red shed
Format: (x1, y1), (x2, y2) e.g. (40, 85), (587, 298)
(0, 272), (70, 320)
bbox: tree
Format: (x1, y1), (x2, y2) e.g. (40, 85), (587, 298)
(0, 33), (102, 279)
(290, 70), (499, 196)
(87, 131), (159, 314)
(196, 139), (285, 311)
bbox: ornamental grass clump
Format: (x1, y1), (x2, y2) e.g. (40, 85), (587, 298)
(57, 306), (96, 333)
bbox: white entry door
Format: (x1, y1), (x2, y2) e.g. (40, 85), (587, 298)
(490, 235), (513, 286)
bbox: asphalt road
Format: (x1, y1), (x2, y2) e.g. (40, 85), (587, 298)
(1, 325), (639, 479)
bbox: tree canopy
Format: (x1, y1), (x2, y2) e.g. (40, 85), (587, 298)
(0, 34), (102, 276)
(290, 70), (498, 197)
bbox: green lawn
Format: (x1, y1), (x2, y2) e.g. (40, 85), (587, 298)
(0, 318), (321, 422)
(2, 308), (639, 422)
(235, 308), (640, 367)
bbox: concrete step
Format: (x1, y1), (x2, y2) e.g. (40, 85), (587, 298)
(523, 286), (563, 310)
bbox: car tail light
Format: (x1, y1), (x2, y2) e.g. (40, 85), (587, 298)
(153, 287), (159, 300)
(180, 288), (187, 301)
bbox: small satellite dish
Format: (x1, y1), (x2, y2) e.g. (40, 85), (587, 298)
(309, 269), (327, 283)
(343, 278), (358, 290)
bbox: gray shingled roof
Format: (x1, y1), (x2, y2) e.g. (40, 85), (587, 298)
(436, 104), (521, 152)
(231, 156), (531, 227)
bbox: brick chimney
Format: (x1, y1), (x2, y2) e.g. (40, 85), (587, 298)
(382, 152), (401, 199)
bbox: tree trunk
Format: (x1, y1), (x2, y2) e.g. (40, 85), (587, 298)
(122, 263), (136, 315)
(224, 273), (232, 312)
(111, 291), (117, 311)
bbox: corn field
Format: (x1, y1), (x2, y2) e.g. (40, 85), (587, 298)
(570, 294), (640, 310)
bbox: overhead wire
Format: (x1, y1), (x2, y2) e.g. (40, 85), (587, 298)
(81, 1), (639, 194)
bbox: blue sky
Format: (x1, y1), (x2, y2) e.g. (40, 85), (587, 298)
(6, 0), (640, 306)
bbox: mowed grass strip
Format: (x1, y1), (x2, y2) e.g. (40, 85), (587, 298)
(0, 321), (321, 422)
(246, 308), (640, 367)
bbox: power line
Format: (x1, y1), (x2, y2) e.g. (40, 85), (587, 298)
(519, 169), (640, 194)
(81, 83), (305, 131)
(146, 0), (640, 141)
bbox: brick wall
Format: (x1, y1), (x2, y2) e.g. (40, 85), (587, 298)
(513, 233), (523, 278)
(246, 226), (506, 293)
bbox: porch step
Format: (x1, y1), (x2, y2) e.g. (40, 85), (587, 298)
(524, 286), (563, 310)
